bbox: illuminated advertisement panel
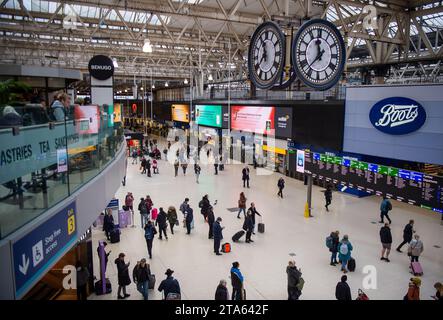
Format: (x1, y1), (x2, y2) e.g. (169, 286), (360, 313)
(195, 105), (222, 128)
(114, 103), (122, 122)
(171, 104), (190, 123)
(230, 106), (275, 134)
(74, 105), (100, 134)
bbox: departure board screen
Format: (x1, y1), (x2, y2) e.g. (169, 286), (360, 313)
(304, 151), (443, 213)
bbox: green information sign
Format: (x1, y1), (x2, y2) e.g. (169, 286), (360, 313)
(378, 165), (389, 175)
(320, 154), (327, 162)
(333, 156), (342, 165)
(357, 161), (368, 171)
(350, 160), (359, 169)
(388, 167), (399, 177)
(195, 105), (222, 128)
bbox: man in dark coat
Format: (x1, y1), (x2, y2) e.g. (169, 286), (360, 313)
(146, 159), (152, 177)
(141, 157), (147, 174)
(215, 280), (229, 300)
(287, 260), (302, 300)
(155, 207), (168, 240)
(335, 275), (352, 300)
(396, 219), (415, 252)
(242, 167), (250, 188)
(243, 211), (254, 243)
(199, 195), (211, 220)
(103, 210), (114, 241)
(185, 207), (193, 235)
(207, 206), (215, 239)
(277, 177), (285, 198)
(324, 185), (332, 211)
(158, 269), (181, 299)
(213, 217), (224, 255)
(115, 253), (131, 299)
(247, 202), (261, 234)
(380, 223), (393, 262)
(133, 259), (151, 300)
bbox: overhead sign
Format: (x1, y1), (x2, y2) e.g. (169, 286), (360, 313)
(171, 104), (190, 123)
(195, 105), (222, 128)
(88, 55), (114, 80)
(369, 97), (426, 135)
(12, 201), (77, 298)
(231, 106), (275, 134)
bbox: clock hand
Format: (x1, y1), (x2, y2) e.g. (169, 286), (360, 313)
(308, 48), (325, 68)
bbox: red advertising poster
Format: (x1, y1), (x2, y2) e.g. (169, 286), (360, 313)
(74, 105), (100, 134)
(231, 106), (275, 134)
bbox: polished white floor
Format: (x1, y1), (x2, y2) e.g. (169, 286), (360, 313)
(89, 147), (443, 300)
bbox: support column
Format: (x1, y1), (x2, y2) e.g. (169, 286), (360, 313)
(305, 174), (313, 218)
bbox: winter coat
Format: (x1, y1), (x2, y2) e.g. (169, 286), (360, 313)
(103, 214), (114, 232)
(243, 215), (254, 232)
(403, 223), (414, 242)
(338, 241), (353, 263)
(247, 207), (261, 224)
(115, 258), (131, 286)
(180, 202), (189, 216)
(215, 284), (229, 300)
(51, 100), (66, 121)
(200, 198), (211, 215)
(144, 224), (156, 240)
(330, 234), (339, 253)
(380, 226), (392, 244)
(242, 168), (250, 180)
(185, 208), (193, 223)
(278, 178), (285, 189)
(324, 188), (332, 200)
(380, 199), (391, 213)
(238, 195), (246, 209)
(167, 208), (178, 225)
(207, 209), (215, 224)
(335, 281), (352, 300)
(286, 266), (301, 288)
(213, 221), (223, 240)
(408, 239), (424, 257)
(158, 276), (181, 298)
(156, 210), (168, 228)
(138, 200), (147, 215)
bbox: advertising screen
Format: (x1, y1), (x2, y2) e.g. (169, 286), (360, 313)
(275, 107), (293, 138)
(172, 104), (190, 123)
(195, 105), (222, 128)
(107, 104), (114, 127)
(231, 106), (275, 134)
(114, 103), (122, 122)
(74, 105), (100, 134)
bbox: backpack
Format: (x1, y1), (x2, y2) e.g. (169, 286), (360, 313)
(340, 243), (349, 255)
(326, 236), (333, 249)
(296, 277), (305, 291)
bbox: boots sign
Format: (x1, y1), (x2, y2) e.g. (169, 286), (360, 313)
(369, 97), (426, 135)
(88, 55), (114, 80)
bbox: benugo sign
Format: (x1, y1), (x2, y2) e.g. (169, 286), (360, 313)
(88, 55), (114, 80)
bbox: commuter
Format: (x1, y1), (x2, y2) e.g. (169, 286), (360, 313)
(230, 262), (244, 300)
(338, 235), (353, 273)
(327, 231), (340, 266)
(408, 234), (424, 262)
(103, 210), (114, 241)
(243, 210), (254, 243)
(131, 149), (137, 164)
(115, 253), (131, 299)
(247, 202), (262, 234)
(166, 206), (178, 235)
(380, 223), (392, 262)
(396, 220), (415, 253)
(0, 106), (23, 128)
(287, 260), (302, 300)
(133, 259), (151, 300)
(155, 207), (168, 240)
(277, 177), (285, 198)
(152, 159), (159, 174)
(168, 141), (171, 150)
(213, 217), (224, 255)
(185, 207), (194, 235)
(76, 261), (90, 301)
(180, 198), (190, 218)
(97, 241), (111, 272)
(146, 158), (152, 177)
(138, 198), (148, 228)
(242, 167), (250, 188)
(404, 277), (421, 300)
(199, 194), (211, 221)
(140, 157), (147, 174)
(145, 195), (153, 218)
(335, 275), (352, 300)
(50, 93), (70, 121)
(125, 192), (134, 213)
(237, 192), (247, 219)
(215, 280), (229, 300)
(324, 184), (332, 212)
(207, 206), (216, 239)
(214, 161), (219, 175)
(144, 220), (157, 259)
(379, 196), (392, 224)
(174, 158), (180, 177)
(432, 282), (443, 301)
(181, 161), (188, 175)
(158, 269), (181, 300)
(194, 163), (201, 183)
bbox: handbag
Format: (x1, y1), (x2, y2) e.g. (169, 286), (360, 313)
(175, 220), (179, 226)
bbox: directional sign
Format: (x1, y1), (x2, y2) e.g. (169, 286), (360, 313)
(12, 201), (77, 298)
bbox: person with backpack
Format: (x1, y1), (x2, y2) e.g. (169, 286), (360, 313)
(396, 220), (415, 253)
(213, 217), (224, 255)
(326, 231), (340, 266)
(138, 197), (148, 228)
(155, 208), (168, 240)
(379, 196), (392, 224)
(199, 194), (211, 221)
(242, 167), (250, 188)
(237, 192), (247, 219)
(144, 220), (157, 259)
(133, 259), (151, 300)
(185, 207), (194, 235)
(404, 277), (421, 300)
(194, 163), (201, 183)
(125, 192), (134, 213)
(166, 206), (178, 235)
(287, 260), (303, 300)
(335, 275), (352, 300)
(338, 235), (353, 273)
(115, 253), (131, 299)
(230, 262), (244, 300)
(380, 223), (393, 262)
(324, 185), (332, 212)
(277, 177), (285, 198)
(158, 269), (181, 300)
(215, 280), (229, 300)
(408, 234), (424, 262)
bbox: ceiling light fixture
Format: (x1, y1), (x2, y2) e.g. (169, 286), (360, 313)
(142, 39), (153, 53)
(112, 58), (119, 68)
(184, 78), (188, 84)
(165, 82), (169, 87)
(152, 84), (155, 89)
(208, 74), (213, 81)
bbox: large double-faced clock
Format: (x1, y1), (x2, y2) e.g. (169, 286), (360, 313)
(292, 19), (346, 90)
(248, 21), (286, 90)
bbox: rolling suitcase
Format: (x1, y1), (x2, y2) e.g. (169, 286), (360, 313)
(258, 223), (265, 233)
(110, 227), (120, 243)
(232, 231), (245, 242)
(222, 243), (231, 253)
(347, 257), (356, 272)
(151, 208), (158, 220)
(410, 261), (423, 276)
(94, 279), (112, 295)
(148, 274), (156, 289)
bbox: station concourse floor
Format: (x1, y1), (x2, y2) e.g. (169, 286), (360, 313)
(89, 151), (443, 300)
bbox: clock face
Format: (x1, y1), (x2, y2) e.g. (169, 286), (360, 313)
(248, 21), (286, 89)
(292, 19), (346, 90)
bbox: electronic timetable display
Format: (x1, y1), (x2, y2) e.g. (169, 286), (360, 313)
(304, 151), (443, 213)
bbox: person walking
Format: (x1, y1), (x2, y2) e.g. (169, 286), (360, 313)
(76, 261), (89, 301)
(215, 280), (229, 300)
(156, 207), (168, 240)
(167, 206), (178, 235)
(103, 210), (114, 241)
(181, 161), (188, 175)
(324, 185), (332, 211)
(237, 192), (247, 219)
(242, 167), (250, 188)
(243, 210), (254, 243)
(152, 159), (159, 174)
(174, 158), (180, 177)
(277, 177), (285, 198)
(146, 159), (152, 177)
(133, 259), (151, 300)
(185, 207), (194, 235)
(404, 277), (421, 300)
(247, 202), (261, 234)
(158, 269), (181, 300)
(287, 260), (302, 300)
(338, 235), (353, 273)
(230, 262), (244, 300)
(408, 234), (424, 262)
(194, 163), (201, 183)
(131, 149), (138, 164)
(214, 159), (219, 175)
(125, 192), (134, 213)
(180, 198), (190, 218)
(335, 275), (352, 300)
(380, 223), (393, 262)
(379, 196), (392, 224)
(213, 217), (224, 255)
(140, 157), (147, 174)
(115, 253), (131, 299)
(327, 231), (340, 266)
(138, 197), (148, 228)
(396, 220), (415, 252)
(144, 220), (157, 259)
(207, 206), (215, 239)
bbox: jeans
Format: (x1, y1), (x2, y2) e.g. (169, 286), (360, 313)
(186, 221), (192, 234)
(137, 281), (149, 300)
(380, 211), (392, 224)
(330, 252), (338, 264)
(243, 179), (249, 188)
(170, 222), (175, 234)
(278, 188), (283, 198)
(341, 259), (348, 271)
(238, 207), (246, 217)
(140, 214), (148, 228)
(145, 238), (153, 258)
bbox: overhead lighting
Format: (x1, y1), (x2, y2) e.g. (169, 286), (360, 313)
(140, 87), (144, 91)
(184, 78), (188, 84)
(152, 84), (155, 89)
(142, 39), (153, 53)
(124, 89), (128, 93)
(112, 58), (119, 68)
(208, 74), (213, 81)
(165, 82), (169, 87)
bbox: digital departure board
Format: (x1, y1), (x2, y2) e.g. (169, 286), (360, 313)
(304, 151), (443, 214)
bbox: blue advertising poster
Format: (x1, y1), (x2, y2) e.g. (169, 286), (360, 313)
(12, 201), (77, 298)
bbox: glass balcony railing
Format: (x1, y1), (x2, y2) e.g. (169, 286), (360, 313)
(0, 105), (124, 239)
